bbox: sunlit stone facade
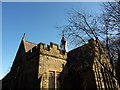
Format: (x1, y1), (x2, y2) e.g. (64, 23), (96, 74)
(2, 36), (120, 90)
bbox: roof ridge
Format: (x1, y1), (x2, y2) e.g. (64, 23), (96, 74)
(25, 40), (37, 45)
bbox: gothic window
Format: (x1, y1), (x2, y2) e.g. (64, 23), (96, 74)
(49, 71), (55, 89)
(49, 71), (60, 89)
(56, 72), (60, 89)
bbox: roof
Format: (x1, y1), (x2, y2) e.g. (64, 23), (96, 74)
(24, 40), (37, 52)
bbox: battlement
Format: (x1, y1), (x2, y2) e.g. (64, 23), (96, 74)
(39, 42), (59, 50)
(26, 42), (67, 60)
(88, 39), (106, 54)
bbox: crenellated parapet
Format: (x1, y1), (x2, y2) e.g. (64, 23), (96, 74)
(26, 42), (67, 60)
(39, 42), (67, 60)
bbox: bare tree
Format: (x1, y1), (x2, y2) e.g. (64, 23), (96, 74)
(57, 1), (120, 85)
(99, 1), (120, 63)
(99, 1), (120, 84)
(58, 9), (99, 47)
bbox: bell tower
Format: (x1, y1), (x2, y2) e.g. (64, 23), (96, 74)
(60, 31), (68, 52)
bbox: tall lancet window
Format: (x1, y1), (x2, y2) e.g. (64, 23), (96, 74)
(60, 32), (68, 52)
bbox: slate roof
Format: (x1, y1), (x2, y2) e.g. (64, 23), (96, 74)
(24, 40), (37, 52)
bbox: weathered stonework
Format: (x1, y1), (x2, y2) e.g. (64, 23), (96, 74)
(2, 37), (120, 90)
(59, 39), (120, 89)
(2, 37), (67, 90)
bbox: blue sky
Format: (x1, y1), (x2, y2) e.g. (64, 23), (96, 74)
(1, 2), (102, 79)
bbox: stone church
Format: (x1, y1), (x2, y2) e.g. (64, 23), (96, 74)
(2, 34), (120, 90)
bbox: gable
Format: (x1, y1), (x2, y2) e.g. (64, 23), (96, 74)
(24, 41), (37, 52)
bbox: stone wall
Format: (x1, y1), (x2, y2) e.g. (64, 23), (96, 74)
(92, 40), (119, 89)
(20, 42), (67, 89)
(38, 42), (67, 89)
(59, 39), (120, 89)
(2, 38), (119, 90)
